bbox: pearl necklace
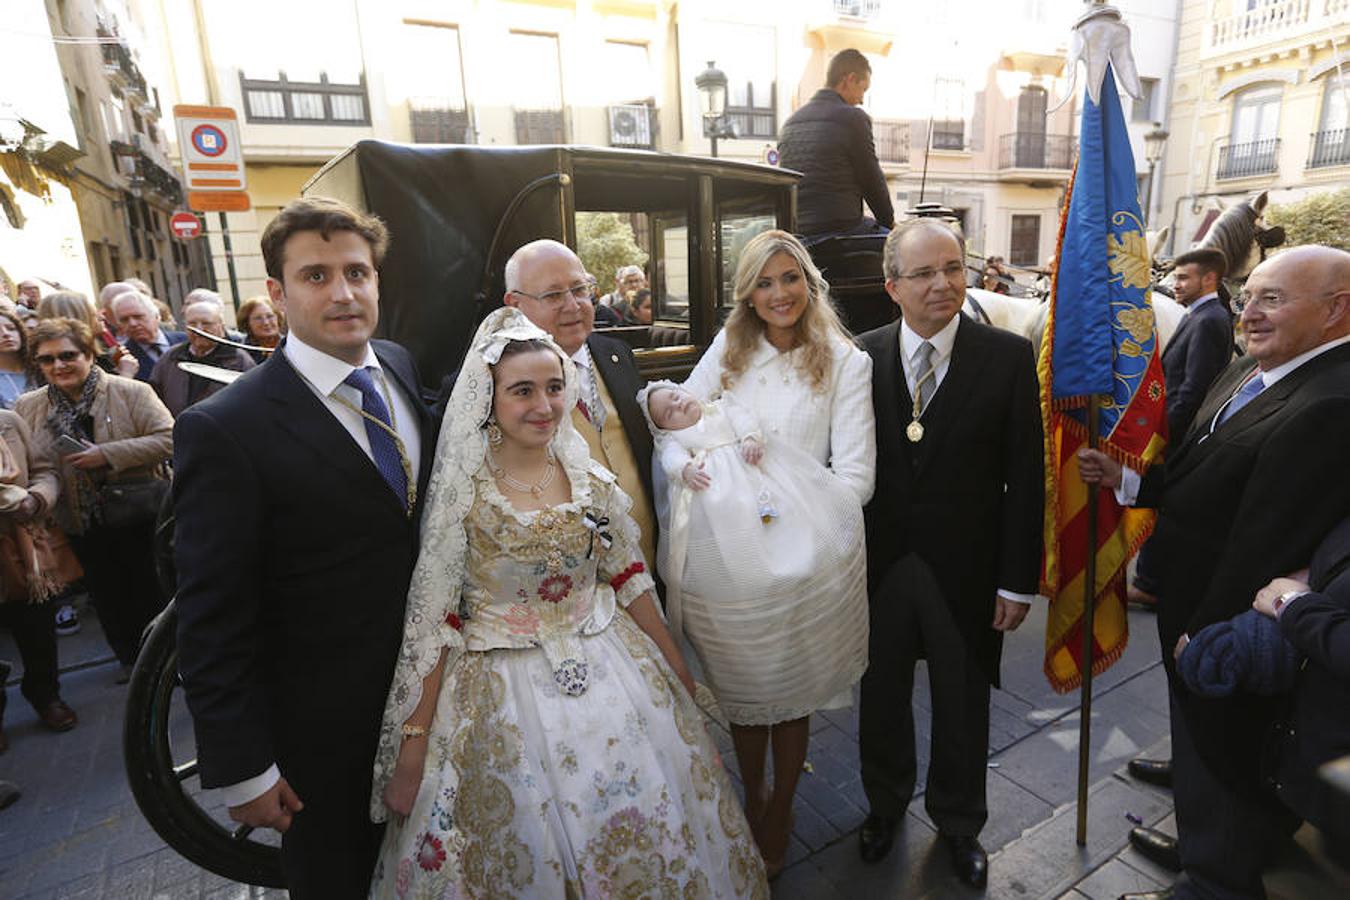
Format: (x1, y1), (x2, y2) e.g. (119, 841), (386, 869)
(489, 449), (557, 497)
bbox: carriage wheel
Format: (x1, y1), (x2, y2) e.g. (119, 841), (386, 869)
(121, 602), (287, 888)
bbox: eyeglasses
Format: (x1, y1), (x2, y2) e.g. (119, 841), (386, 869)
(893, 262), (966, 283)
(509, 277), (597, 309)
(34, 350), (85, 367)
(1234, 291), (1291, 314)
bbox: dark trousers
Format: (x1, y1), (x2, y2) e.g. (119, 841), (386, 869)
(1133, 536), (1161, 595)
(280, 758), (386, 898)
(0, 598), (60, 715)
(70, 521), (165, 666)
(859, 554), (990, 836)
(1169, 684), (1298, 899)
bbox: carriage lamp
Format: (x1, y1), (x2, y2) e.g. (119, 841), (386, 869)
(696, 61), (736, 157)
(1143, 123), (1169, 224)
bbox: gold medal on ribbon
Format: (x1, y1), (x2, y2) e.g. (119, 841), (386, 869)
(906, 420), (925, 443)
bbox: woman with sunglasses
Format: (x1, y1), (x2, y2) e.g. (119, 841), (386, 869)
(15, 318), (173, 681)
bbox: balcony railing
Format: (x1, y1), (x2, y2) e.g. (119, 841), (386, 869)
(874, 120), (909, 164)
(515, 109), (566, 145)
(100, 39), (147, 100)
(833, 0), (882, 17)
(1218, 138), (1281, 179)
(110, 140), (183, 204)
(410, 107), (472, 144)
(1210, 0), (1345, 49)
(1307, 128), (1349, 169)
(998, 133), (1074, 169)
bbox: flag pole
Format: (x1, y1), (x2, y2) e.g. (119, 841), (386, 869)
(1075, 394), (1101, 846)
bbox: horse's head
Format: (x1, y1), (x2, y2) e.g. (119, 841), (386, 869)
(1196, 190), (1286, 283)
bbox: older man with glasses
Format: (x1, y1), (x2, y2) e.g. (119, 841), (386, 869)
(1079, 245), (1350, 900)
(502, 239), (657, 569)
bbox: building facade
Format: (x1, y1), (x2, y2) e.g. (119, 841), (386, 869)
(1, 0), (92, 301)
(43, 0), (209, 307)
(1156, 0), (1349, 256)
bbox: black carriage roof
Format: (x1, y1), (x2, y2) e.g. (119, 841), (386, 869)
(302, 141), (798, 386)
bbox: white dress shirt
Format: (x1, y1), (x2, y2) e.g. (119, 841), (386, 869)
(220, 334), (422, 809)
(901, 316), (1036, 606)
(1182, 291), (1220, 316)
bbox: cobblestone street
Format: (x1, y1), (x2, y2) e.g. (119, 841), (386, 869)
(2, 601), (1345, 899)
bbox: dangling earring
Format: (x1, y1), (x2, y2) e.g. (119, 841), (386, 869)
(485, 418), (503, 447)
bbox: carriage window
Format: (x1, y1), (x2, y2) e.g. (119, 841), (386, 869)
(657, 219), (690, 323)
(718, 211), (776, 319)
(577, 211), (650, 329)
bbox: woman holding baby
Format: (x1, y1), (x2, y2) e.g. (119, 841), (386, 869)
(645, 229), (876, 875)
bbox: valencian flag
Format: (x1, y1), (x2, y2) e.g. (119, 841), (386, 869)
(1039, 65), (1168, 693)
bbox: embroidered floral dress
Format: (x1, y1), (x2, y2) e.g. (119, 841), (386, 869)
(369, 460), (767, 900)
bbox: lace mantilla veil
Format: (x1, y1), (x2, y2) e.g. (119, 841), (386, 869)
(369, 307), (586, 821)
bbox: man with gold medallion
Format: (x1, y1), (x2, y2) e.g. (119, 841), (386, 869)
(854, 218), (1044, 889)
(502, 240), (657, 569)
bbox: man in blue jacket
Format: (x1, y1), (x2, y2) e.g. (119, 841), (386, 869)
(778, 49), (894, 239)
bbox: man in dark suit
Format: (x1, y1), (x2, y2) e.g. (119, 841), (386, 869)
(502, 239), (657, 567)
(1081, 245), (1350, 900)
(1129, 247), (1235, 613)
(856, 219), (1044, 888)
(174, 197), (436, 898)
(778, 48), (895, 239)
(1251, 515), (1350, 863)
(111, 290), (186, 380)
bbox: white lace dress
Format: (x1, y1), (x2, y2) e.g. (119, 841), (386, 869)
(668, 331), (876, 726)
(369, 462), (767, 900)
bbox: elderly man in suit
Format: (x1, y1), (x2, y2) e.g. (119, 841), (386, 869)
(1080, 245), (1350, 900)
(112, 290), (185, 381)
(148, 298), (255, 417)
(174, 197), (437, 898)
(502, 239), (657, 567)
(855, 218), (1044, 888)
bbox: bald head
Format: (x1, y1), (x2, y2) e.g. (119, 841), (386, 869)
(502, 239), (594, 355)
(1239, 244), (1350, 369)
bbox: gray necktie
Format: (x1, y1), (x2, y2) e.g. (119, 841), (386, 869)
(914, 341), (936, 412)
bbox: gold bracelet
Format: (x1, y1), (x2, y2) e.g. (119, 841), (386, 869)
(401, 723), (429, 739)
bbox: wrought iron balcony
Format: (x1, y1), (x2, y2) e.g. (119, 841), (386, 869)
(998, 133), (1074, 170)
(873, 120), (909, 164)
(1307, 128), (1349, 169)
(833, 0), (882, 17)
(1217, 138), (1280, 179)
(109, 140), (182, 203)
(101, 40), (147, 100)
(514, 109), (566, 145)
(410, 107), (472, 144)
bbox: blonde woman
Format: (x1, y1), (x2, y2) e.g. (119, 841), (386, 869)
(675, 229), (875, 874)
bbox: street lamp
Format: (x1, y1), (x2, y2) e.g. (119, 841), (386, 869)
(695, 60), (736, 157)
(1142, 123), (1169, 226)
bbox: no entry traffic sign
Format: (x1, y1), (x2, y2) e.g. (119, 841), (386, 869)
(170, 211), (202, 240)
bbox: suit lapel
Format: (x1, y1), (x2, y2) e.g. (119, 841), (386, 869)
(1163, 312), (1194, 366)
(373, 342), (436, 494)
(871, 321), (913, 465)
(263, 350), (408, 516)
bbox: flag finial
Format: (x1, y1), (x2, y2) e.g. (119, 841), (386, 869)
(1062, 3), (1143, 107)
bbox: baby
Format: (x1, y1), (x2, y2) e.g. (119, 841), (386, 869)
(641, 382), (775, 518)
(637, 378), (869, 728)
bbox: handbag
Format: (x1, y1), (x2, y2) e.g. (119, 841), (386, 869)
(97, 477), (171, 529)
(0, 520), (84, 603)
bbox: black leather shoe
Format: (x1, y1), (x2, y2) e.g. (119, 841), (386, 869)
(859, 814), (898, 863)
(1128, 826), (1182, 872)
(1118, 891), (1174, 899)
(1127, 757), (1173, 788)
(942, 834), (988, 889)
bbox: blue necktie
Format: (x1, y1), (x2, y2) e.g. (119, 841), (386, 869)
(342, 367), (408, 509)
(1215, 372), (1265, 429)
